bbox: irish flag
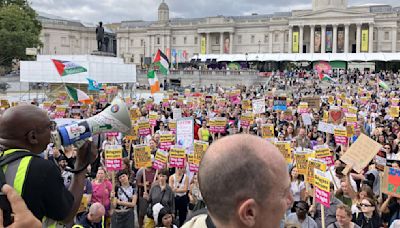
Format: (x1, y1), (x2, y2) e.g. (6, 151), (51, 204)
(153, 49), (169, 75)
(65, 85), (92, 104)
(52, 59), (87, 76)
(147, 67), (160, 94)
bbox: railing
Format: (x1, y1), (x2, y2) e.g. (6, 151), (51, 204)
(136, 69), (260, 76)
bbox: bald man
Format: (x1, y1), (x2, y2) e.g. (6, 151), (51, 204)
(183, 134), (293, 228)
(0, 105), (97, 224)
(75, 202), (105, 228)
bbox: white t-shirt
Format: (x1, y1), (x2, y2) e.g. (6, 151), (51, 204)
(290, 181), (305, 202)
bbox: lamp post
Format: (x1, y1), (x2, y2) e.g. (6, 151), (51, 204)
(258, 40), (261, 53)
(245, 52), (248, 69)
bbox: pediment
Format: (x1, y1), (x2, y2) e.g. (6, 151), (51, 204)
(295, 9), (373, 19)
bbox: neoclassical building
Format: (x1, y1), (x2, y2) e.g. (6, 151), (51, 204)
(116, 0), (399, 65)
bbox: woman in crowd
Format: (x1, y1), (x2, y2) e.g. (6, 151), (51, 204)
(198, 120), (211, 143)
(91, 167), (113, 218)
(156, 206), (178, 228)
(169, 167), (189, 226)
(111, 170), (137, 228)
(351, 185), (375, 215)
(352, 197), (382, 227)
(188, 173), (205, 214)
(289, 166), (305, 211)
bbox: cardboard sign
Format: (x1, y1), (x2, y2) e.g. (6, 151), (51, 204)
(209, 117), (227, 133)
(153, 150), (169, 170)
(382, 166), (400, 198)
(306, 158), (327, 184)
(261, 124), (275, 139)
(240, 113), (254, 128)
(159, 133), (175, 151)
(134, 145), (152, 169)
(294, 151), (312, 175)
(340, 134), (382, 173)
(176, 118), (194, 152)
(314, 169), (331, 208)
(138, 121), (151, 136)
(104, 145), (123, 171)
(334, 126), (348, 145)
(274, 141), (292, 163)
(302, 96), (320, 110)
(252, 99), (266, 114)
(193, 140), (209, 164)
(273, 97), (287, 111)
(169, 147), (186, 168)
(329, 108), (344, 124)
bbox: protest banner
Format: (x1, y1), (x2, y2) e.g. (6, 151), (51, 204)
(169, 147), (186, 168)
(188, 154), (199, 173)
(173, 108), (182, 120)
(153, 150), (169, 170)
(130, 108), (141, 121)
(134, 145), (152, 169)
(138, 120), (151, 137)
(252, 99), (266, 114)
(104, 145), (123, 171)
(329, 108), (344, 124)
(125, 125), (139, 141)
(340, 134), (382, 174)
(390, 106), (399, 118)
(274, 141), (292, 163)
(314, 169), (331, 208)
(176, 118), (194, 151)
(242, 99), (252, 111)
(302, 96), (320, 110)
(334, 126), (348, 145)
(273, 97), (287, 111)
(55, 105), (67, 118)
(159, 133), (175, 151)
(240, 113), (254, 128)
(298, 102), (309, 114)
(148, 112), (158, 127)
(194, 140), (208, 164)
(294, 151), (313, 175)
(229, 89), (241, 104)
(261, 124), (274, 139)
(302, 113), (312, 126)
(317, 122), (335, 134)
(306, 158), (327, 184)
(209, 117), (227, 134)
(169, 120), (177, 134)
(381, 166), (400, 198)
(314, 145), (334, 167)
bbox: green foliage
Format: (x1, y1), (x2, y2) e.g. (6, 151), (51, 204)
(0, 0), (42, 66)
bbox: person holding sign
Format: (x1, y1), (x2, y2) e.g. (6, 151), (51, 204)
(310, 183), (343, 227)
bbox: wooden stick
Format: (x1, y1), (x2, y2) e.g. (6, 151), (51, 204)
(321, 205), (326, 228)
(143, 168), (147, 193)
(329, 168), (339, 190)
(153, 169), (159, 184)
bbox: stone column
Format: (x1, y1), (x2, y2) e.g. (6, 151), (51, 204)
(310, 25), (315, 53)
(220, 32), (224, 54)
(392, 27), (397, 53)
(125, 37), (129, 53)
(356, 23), (361, 53)
(333, 24), (338, 53)
(150, 35), (154, 55)
(321, 25), (326, 53)
(229, 32), (233, 54)
(344, 24), (350, 53)
(206, 32), (210, 54)
(198, 34), (202, 54)
(288, 26), (293, 53)
(369, 23), (374, 53)
(299, 25), (304, 53)
(376, 28), (381, 52)
(162, 35), (165, 53)
(281, 30), (285, 52)
(269, 31), (273, 53)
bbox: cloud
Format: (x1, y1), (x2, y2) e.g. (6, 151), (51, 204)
(30, 0), (400, 23)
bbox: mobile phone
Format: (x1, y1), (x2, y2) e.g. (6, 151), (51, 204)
(0, 193), (12, 226)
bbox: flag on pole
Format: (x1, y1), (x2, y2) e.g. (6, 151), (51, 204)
(147, 65), (160, 94)
(65, 85), (92, 104)
(153, 49), (170, 75)
(319, 73), (335, 82)
(52, 59), (87, 76)
(378, 80), (389, 90)
(87, 78), (102, 91)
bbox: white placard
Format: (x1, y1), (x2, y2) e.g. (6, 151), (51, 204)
(317, 122), (335, 134)
(176, 117), (194, 152)
(302, 113), (312, 126)
(252, 99), (266, 114)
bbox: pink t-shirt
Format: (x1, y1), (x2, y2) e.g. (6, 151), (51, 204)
(91, 180), (112, 209)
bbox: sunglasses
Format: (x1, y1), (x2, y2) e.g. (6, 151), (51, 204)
(360, 203), (374, 207)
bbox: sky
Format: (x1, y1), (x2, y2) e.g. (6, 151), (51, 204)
(30, 0), (399, 24)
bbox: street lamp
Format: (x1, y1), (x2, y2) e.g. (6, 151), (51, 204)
(245, 52), (248, 69)
(258, 40), (261, 53)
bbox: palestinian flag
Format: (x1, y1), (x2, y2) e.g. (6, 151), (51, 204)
(378, 80), (389, 90)
(153, 49), (169, 75)
(319, 73), (335, 82)
(147, 65), (160, 94)
(65, 85), (92, 104)
(52, 59), (87, 76)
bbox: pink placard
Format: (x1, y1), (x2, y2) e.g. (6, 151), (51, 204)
(152, 160), (166, 170)
(105, 159), (122, 171)
(169, 157), (185, 168)
(209, 126), (226, 134)
(106, 132), (119, 137)
(160, 142), (174, 151)
(315, 187), (331, 208)
(334, 136), (348, 145)
(149, 119), (157, 127)
(189, 163), (199, 173)
(139, 128), (151, 137)
(320, 156), (335, 167)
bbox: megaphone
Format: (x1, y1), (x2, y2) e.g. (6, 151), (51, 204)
(52, 97), (132, 147)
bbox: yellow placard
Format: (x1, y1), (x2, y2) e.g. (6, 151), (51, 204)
(169, 147), (186, 159)
(306, 158), (327, 184)
(261, 124), (275, 139)
(323, 111), (329, 122)
(346, 114), (357, 123)
(328, 96), (334, 105)
(105, 145), (123, 160)
(138, 121), (150, 130)
(315, 147), (332, 158)
(168, 121), (177, 132)
(346, 125), (355, 137)
(314, 171), (330, 192)
(242, 100), (252, 110)
(134, 145), (152, 169)
(155, 150), (168, 164)
(348, 106), (358, 114)
(292, 31), (299, 53)
(294, 151), (312, 175)
(125, 125), (139, 141)
(274, 141), (292, 163)
(194, 141), (209, 165)
(334, 128), (347, 137)
(361, 29), (369, 52)
(390, 106), (399, 118)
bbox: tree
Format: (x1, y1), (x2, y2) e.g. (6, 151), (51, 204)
(0, 0), (41, 66)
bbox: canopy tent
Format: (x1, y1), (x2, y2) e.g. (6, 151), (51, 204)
(191, 53), (400, 62)
(20, 55), (136, 83)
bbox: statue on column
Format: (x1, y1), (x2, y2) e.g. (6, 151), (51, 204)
(96, 22), (104, 51)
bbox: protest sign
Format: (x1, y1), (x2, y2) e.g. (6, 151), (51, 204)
(173, 108), (182, 120)
(273, 97), (287, 111)
(314, 169), (331, 208)
(169, 120), (177, 134)
(99, 93), (107, 103)
(314, 146), (334, 167)
(345, 114), (357, 124)
(209, 117), (227, 133)
(348, 106), (357, 115)
(169, 147), (186, 168)
(360, 97), (368, 105)
(261, 124), (274, 139)
(125, 125), (139, 141)
(334, 126), (348, 145)
(298, 102), (309, 114)
(274, 141), (292, 163)
(55, 105), (67, 118)
(390, 106), (399, 118)
(153, 150), (169, 170)
(382, 166), (400, 198)
(340, 134), (382, 173)
(302, 113), (312, 126)
(329, 108), (344, 124)
(242, 100), (252, 111)
(176, 118), (194, 151)
(162, 98), (170, 107)
(217, 98), (227, 107)
(134, 145), (152, 169)
(104, 145), (123, 171)
(294, 151), (313, 175)
(328, 96), (334, 105)
(42, 101), (52, 111)
(159, 133), (175, 151)
(138, 120), (151, 137)
(194, 140), (208, 164)
(306, 158), (327, 184)
(346, 125), (355, 137)
(130, 108), (141, 121)
(302, 96), (320, 110)
(317, 122), (335, 134)
(58, 91), (68, 101)
(149, 112), (158, 127)
(229, 90), (241, 104)
(240, 113), (254, 128)
(392, 98), (400, 106)
(252, 99), (265, 114)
